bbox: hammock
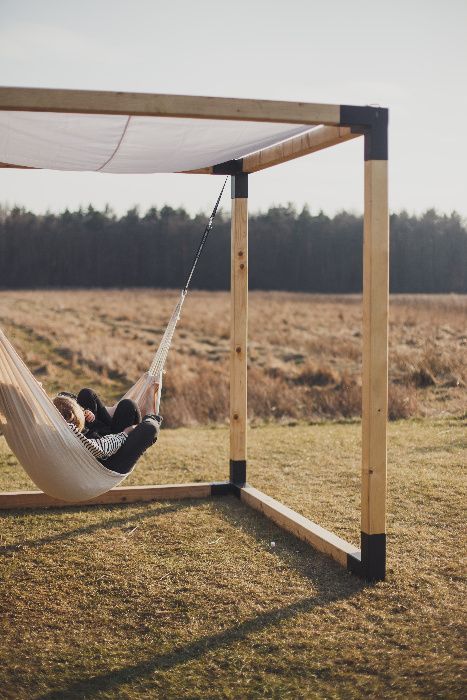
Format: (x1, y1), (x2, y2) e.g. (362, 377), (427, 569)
(0, 180), (227, 502)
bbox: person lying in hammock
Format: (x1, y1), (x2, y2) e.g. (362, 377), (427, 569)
(53, 394), (162, 475)
(58, 388), (140, 439)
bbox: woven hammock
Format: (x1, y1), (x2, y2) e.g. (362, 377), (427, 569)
(0, 182), (226, 502)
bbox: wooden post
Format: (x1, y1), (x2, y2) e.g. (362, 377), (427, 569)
(360, 155), (389, 581)
(230, 174), (248, 484)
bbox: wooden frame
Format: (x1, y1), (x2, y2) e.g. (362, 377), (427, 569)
(0, 87), (340, 125)
(230, 174), (248, 483)
(0, 483), (219, 509)
(0, 88), (388, 581)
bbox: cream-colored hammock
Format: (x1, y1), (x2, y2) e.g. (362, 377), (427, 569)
(0, 179), (226, 502)
(0, 291), (184, 502)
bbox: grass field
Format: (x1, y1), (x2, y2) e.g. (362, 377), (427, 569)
(0, 290), (465, 425)
(1, 419), (465, 699)
(0, 291), (466, 698)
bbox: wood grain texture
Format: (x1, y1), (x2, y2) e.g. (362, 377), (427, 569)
(243, 126), (359, 172)
(230, 196), (248, 462)
(0, 162), (35, 169)
(0, 87), (340, 125)
(0, 483), (213, 509)
(240, 486), (359, 567)
(361, 159), (389, 535)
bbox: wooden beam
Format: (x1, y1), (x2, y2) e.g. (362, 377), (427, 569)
(240, 485), (360, 567)
(242, 126), (360, 172)
(0, 161), (35, 169)
(230, 175), (248, 483)
(180, 166), (214, 175)
(180, 127), (360, 175)
(361, 159), (389, 537)
(0, 87), (341, 125)
(0, 483), (214, 510)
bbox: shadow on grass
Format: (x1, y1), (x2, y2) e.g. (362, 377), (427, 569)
(35, 495), (366, 699)
(0, 500), (198, 554)
(39, 592), (361, 700)
(212, 495), (360, 583)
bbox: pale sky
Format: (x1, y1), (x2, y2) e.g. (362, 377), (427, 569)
(0, 0), (466, 218)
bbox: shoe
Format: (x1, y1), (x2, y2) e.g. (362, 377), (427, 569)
(143, 414), (163, 424)
(57, 391), (78, 400)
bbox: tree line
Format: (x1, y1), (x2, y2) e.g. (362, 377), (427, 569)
(0, 204), (465, 293)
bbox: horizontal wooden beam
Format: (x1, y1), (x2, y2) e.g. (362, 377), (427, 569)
(0, 87), (341, 125)
(239, 485), (359, 567)
(0, 482), (219, 509)
(180, 166), (213, 175)
(180, 127), (360, 175)
(242, 126), (360, 172)
(0, 161), (35, 169)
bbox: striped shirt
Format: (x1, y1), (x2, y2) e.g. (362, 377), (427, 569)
(68, 422), (127, 460)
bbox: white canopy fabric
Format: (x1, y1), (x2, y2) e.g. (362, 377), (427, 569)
(0, 111), (318, 173)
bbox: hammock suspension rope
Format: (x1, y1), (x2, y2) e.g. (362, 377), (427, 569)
(148, 177), (227, 378)
(0, 179), (228, 501)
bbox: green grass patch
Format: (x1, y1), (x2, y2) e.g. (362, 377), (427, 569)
(0, 419), (465, 698)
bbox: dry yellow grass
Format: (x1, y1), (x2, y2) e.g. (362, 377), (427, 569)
(0, 290), (465, 698)
(0, 290), (465, 427)
(0, 418), (465, 699)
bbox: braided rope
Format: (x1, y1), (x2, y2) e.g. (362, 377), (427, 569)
(148, 291), (186, 377)
(147, 177), (228, 377)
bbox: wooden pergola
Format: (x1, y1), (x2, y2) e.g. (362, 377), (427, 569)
(0, 87), (389, 581)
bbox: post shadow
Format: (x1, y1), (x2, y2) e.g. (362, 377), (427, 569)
(35, 495), (367, 699)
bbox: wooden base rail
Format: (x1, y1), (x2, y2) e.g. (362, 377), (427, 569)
(1, 481), (381, 578)
(0, 482), (233, 510)
(238, 485), (360, 568)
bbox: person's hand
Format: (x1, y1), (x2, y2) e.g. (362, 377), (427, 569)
(84, 409), (95, 423)
(123, 424), (137, 435)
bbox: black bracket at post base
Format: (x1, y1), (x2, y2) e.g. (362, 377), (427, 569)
(347, 532), (386, 581)
(231, 173), (248, 199)
(340, 105), (388, 161)
(210, 481), (234, 496)
(210, 481), (244, 498)
(230, 459), (246, 486)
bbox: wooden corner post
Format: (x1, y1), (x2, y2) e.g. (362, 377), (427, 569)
(360, 153), (388, 582)
(341, 107), (389, 581)
(230, 174), (248, 485)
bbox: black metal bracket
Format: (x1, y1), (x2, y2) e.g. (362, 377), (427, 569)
(230, 459), (247, 485)
(210, 480), (386, 581)
(213, 158), (244, 175)
(347, 532), (386, 581)
(340, 105), (388, 161)
(210, 481), (235, 496)
(231, 173), (248, 199)
(210, 481), (246, 499)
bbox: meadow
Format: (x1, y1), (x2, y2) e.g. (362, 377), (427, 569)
(0, 290), (465, 698)
(0, 290), (465, 426)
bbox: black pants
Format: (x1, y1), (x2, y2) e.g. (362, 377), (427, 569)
(77, 388), (141, 436)
(77, 388), (160, 474)
(101, 416), (160, 474)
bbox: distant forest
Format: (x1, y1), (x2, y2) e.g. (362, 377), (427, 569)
(0, 205), (466, 293)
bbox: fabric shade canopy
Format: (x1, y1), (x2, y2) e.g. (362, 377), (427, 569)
(0, 111), (318, 174)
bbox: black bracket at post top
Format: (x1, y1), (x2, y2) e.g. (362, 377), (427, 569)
(231, 173), (248, 199)
(213, 158), (244, 175)
(340, 105), (388, 161)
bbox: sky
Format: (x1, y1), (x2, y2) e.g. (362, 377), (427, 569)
(0, 0), (466, 218)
